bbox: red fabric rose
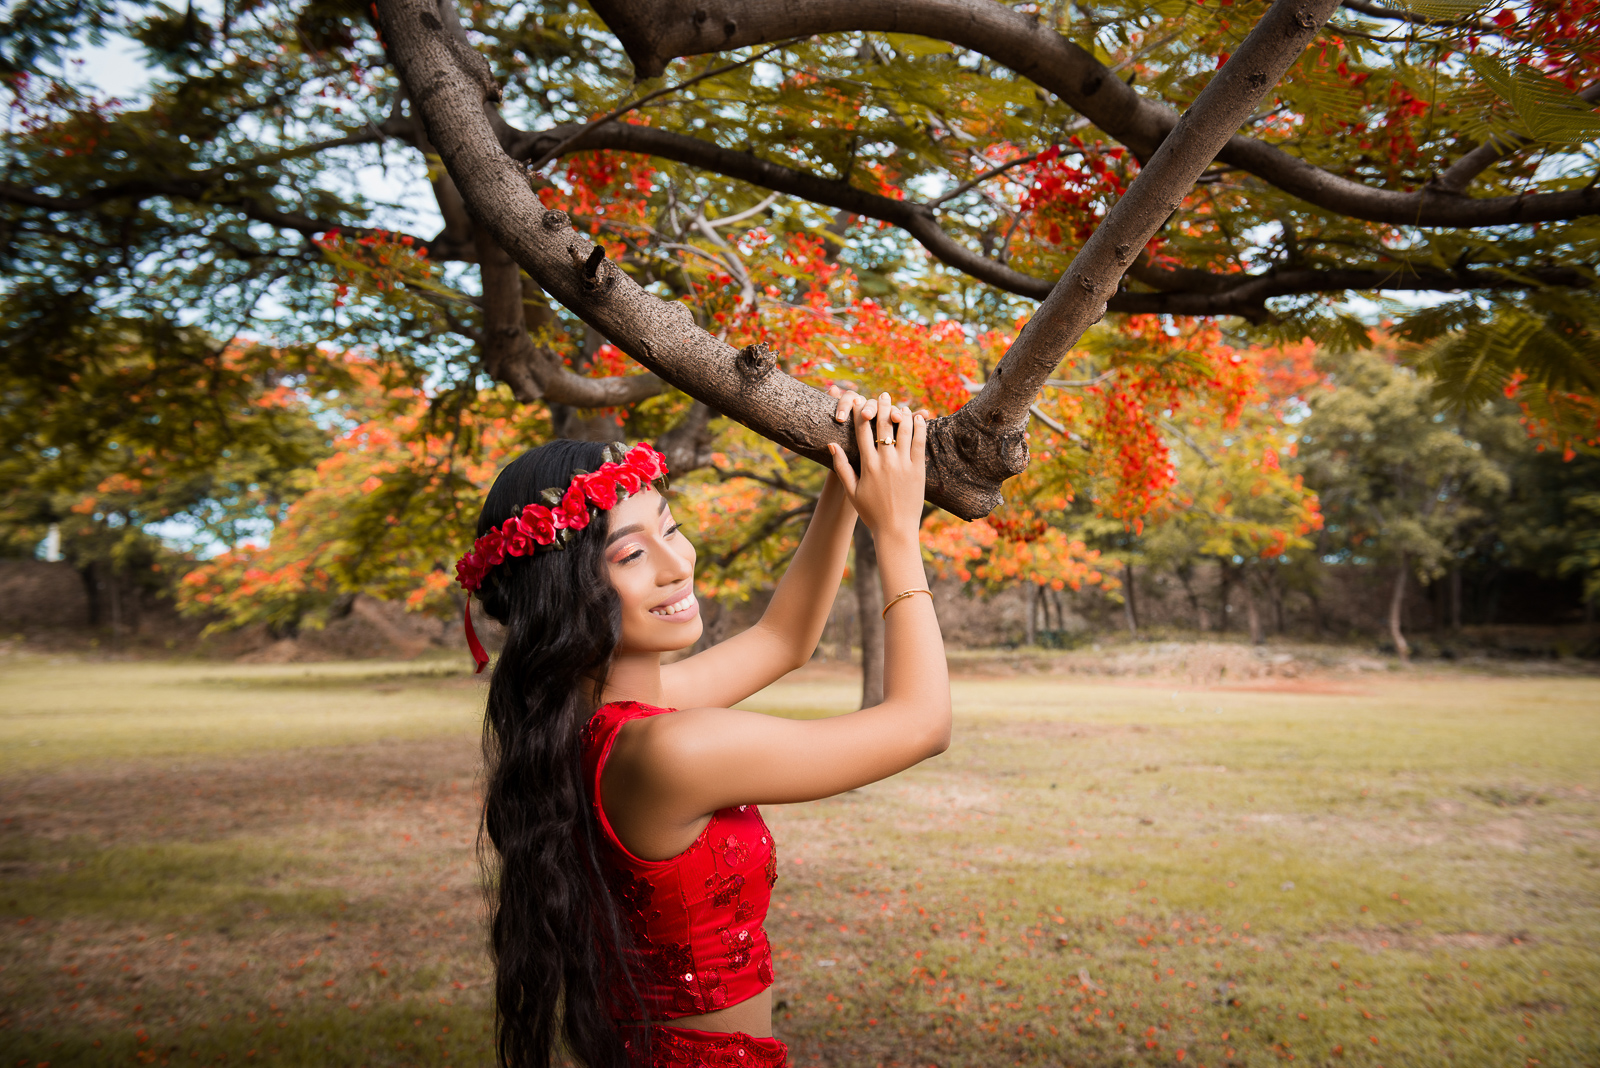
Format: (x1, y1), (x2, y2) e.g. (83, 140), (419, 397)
(520, 503), (558, 543)
(455, 551), (484, 590)
(612, 466), (644, 497)
(476, 534), (506, 567)
(559, 482), (592, 530)
(583, 473), (620, 510)
(625, 443), (667, 482)
(502, 516), (536, 556)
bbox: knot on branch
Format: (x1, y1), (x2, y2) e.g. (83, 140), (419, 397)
(1248, 71), (1268, 89)
(541, 209), (571, 232)
(570, 242), (613, 289)
(946, 419), (1029, 479)
(735, 342), (776, 382)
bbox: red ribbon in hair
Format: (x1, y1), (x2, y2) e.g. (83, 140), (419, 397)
(464, 600), (490, 674)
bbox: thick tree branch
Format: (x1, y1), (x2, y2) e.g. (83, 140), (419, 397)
(585, 0), (1600, 222)
(472, 226), (669, 407)
(0, 178), (354, 235)
(510, 121), (1055, 297)
(1338, 0), (1492, 33)
(657, 400), (719, 474)
(524, 37), (804, 173)
(373, 0), (1018, 516)
(376, 0), (1335, 518)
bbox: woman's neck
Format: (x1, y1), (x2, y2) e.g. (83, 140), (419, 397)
(599, 648), (665, 706)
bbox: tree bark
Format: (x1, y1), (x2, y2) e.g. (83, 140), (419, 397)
(372, 0), (1339, 521)
(1389, 553), (1411, 663)
(1122, 561), (1139, 637)
(1218, 560), (1233, 633)
(1449, 565), (1463, 631)
(1024, 583), (1037, 647)
(853, 522), (885, 708)
(1241, 569), (1264, 645)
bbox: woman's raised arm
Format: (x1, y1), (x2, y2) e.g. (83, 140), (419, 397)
(659, 390), (884, 710)
(607, 397), (951, 838)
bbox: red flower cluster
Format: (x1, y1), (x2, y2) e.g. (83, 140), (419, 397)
(454, 443), (668, 592)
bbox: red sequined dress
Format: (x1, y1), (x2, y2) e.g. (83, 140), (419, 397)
(582, 700), (788, 1068)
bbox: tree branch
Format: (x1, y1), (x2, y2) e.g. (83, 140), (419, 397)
(375, 0), (1336, 518)
(584, 0), (1600, 222)
(1338, 0), (1493, 33)
(1429, 80), (1600, 195)
(957, 0), (1342, 453)
(523, 37), (805, 173)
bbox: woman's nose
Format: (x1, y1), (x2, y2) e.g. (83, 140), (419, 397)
(658, 541), (692, 582)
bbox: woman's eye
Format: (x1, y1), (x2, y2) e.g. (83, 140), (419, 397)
(618, 548), (644, 565)
(664, 523), (680, 538)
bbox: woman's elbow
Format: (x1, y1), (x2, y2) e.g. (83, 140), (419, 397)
(921, 711), (953, 758)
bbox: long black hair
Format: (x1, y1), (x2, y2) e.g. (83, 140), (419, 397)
(474, 439), (644, 1068)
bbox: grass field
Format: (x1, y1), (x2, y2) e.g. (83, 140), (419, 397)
(2, 653), (1598, 1067)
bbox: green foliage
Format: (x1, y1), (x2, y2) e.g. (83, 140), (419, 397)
(1297, 348), (1510, 577)
(0, 314), (329, 593)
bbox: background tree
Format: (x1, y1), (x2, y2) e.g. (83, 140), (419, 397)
(1297, 346), (1510, 660)
(0, 323), (327, 639)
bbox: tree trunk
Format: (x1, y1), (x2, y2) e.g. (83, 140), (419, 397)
(1177, 563), (1205, 631)
(78, 561), (101, 627)
(1389, 553), (1411, 663)
(1218, 560), (1233, 634)
(1449, 565), (1463, 631)
(108, 565), (122, 651)
(1240, 570), (1263, 646)
(1264, 568), (1286, 635)
(1024, 583), (1036, 647)
(853, 522), (884, 708)
(1122, 561), (1139, 637)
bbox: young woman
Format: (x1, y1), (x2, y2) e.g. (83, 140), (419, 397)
(457, 392), (951, 1068)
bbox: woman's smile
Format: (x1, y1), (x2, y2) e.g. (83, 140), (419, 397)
(650, 590), (699, 620)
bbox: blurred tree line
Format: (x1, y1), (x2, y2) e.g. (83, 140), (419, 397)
(3, 325), (1592, 658)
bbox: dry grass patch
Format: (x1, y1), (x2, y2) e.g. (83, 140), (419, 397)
(2, 656), (1599, 1066)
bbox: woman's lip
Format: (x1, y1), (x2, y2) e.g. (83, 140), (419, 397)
(649, 591), (699, 621)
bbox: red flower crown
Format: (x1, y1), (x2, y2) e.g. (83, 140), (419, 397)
(455, 441), (670, 594)
(455, 442), (669, 674)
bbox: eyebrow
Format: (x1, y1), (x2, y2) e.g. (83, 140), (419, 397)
(605, 496), (669, 547)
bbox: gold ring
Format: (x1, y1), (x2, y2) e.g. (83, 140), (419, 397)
(875, 437), (895, 446)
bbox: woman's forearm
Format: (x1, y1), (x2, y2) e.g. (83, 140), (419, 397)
(874, 528), (951, 751)
(756, 473), (858, 661)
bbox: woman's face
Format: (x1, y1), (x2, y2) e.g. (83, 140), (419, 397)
(604, 487), (702, 654)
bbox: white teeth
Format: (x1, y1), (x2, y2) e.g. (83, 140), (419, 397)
(651, 593), (695, 616)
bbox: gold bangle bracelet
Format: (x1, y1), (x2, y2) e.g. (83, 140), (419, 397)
(881, 587), (932, 619)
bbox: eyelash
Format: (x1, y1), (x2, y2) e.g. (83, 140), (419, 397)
(616, 524), (679, 565)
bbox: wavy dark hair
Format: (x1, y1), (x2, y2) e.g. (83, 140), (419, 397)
(474, 439), (647, 1068)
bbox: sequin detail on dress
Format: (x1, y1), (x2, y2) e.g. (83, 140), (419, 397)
(623, 1025), (788, 1068)
(582, 701), (779, 1023)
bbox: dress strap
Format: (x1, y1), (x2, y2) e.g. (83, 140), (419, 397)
(581, 701), (675, 865)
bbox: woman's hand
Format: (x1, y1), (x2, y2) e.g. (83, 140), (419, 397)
(827, 390), (926, 541)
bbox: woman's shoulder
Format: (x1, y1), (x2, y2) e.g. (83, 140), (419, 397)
(581, 700), (676, 754)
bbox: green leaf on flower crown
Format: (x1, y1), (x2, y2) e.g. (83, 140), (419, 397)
(540, 487), (564, 506)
